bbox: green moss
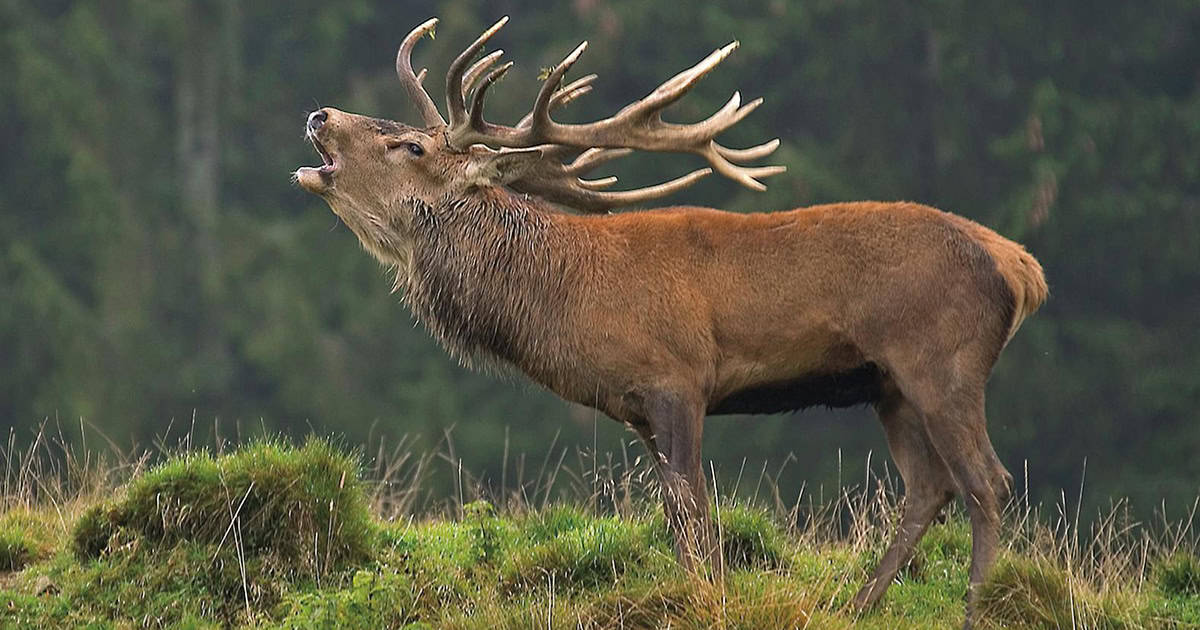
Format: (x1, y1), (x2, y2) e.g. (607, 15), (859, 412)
(70, 542), (268, 625)
(70, 438), (374, 574)
(403, 519), (485, 571)
(1143, 591), (1200, 627)
(381, 520), (484, 613)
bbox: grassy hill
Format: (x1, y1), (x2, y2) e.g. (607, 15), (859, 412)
(1, 437), (1197, 629)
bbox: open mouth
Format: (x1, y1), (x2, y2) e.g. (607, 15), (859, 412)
(295, 131), (338, 192)
(308, 133), (337, 175)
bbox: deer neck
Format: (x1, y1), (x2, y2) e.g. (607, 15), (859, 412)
(400, 186), (580, 371)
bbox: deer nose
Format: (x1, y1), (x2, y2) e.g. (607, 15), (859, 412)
(307, 109), (329, 132)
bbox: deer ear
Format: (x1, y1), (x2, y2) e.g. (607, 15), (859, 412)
(465, 146), (544, 186)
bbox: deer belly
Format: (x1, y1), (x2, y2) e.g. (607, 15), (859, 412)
(707, 363), (883, 415)
(706, 333), (883, 415)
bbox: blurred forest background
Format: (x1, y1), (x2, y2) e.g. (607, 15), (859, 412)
(2, 0), (1198, 517)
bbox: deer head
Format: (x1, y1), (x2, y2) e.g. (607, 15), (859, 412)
(295, 17), (783, 253)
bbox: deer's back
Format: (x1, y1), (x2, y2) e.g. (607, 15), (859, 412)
(566, 202), (1021, 414)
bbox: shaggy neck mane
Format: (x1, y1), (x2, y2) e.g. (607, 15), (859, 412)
(400, 186), (579, 373)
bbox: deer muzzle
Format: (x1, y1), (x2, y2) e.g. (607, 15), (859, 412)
(295, 109), (338, 193)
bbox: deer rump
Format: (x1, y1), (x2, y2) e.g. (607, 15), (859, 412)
(701, 201), (1020, 417)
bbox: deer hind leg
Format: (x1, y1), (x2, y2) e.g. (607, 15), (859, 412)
(632, 389), (722, 578)
(901, 375), (1006, 628)
(854, 385), (956, 611)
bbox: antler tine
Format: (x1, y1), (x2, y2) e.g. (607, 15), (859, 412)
(565, 147), (633, 174)
(468, 62), (514, 130)
(577, 176), (618, 191)
(525, 41), (589, 134)
(683, 94), (787, 190)
(446, 16), (509, 129)
(715, 138), (780, 162)
(635, 41), (740, 115)
(511, 168), (713, 213)
(462, 50), (506, 96)
(701, 141), (788, 191)
(524, 41), (750, 150)
(459, 56), (597, 146)
(397, 18), (446, 127)
(516, 75), (598, 129)
(450, 41), (594, 146)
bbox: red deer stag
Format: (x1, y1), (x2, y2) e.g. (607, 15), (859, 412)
(294, 17), (1047, 626)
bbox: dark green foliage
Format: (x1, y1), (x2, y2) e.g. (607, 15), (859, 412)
(1155, 552), (1200, 598)
(70, 438), (374, 575)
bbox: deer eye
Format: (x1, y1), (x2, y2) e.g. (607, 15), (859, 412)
(385, 139), (425, 157)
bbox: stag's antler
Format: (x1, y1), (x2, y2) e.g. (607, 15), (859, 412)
(396, 18), (447, 127)
(400, 16), (784, 211)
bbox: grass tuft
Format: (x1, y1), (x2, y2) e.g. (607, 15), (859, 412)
(70, 501), (117, 559)
(0, 529), (36, 572)
(976, 554), (1073, 629)
(1155, 552), (1200, 598)
(70, 437), (373, 574)
(716, 503), (788, 570)
(0, 508), (55, 571)
(499, 508), (661, 592)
